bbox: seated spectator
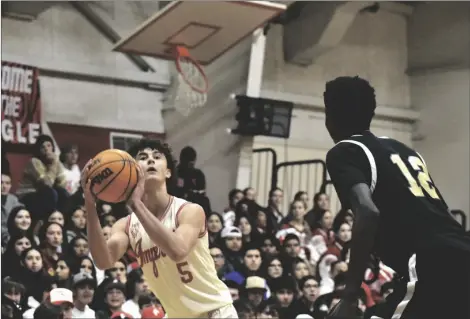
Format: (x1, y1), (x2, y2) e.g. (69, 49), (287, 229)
(243, 187), (257, 202)
(71, 271), (96, 318)
(2, 173), (22, 245)
(2, 232), (35, 278)
(33, 288), (74, 319)
(46, 211), (65, 228)
(122, 269), (150, 318)
(12, 248), (52, 309)
(310, 209), (335, 264)
(223, 189), (244, 226)
(59, 145), (81, 195)
(293, 191), (309, 207)
(328, 222), (352, 257)
(209, 244), (234, 279)
(304, 192), (330, 229)
(259, 234), (280, 258)
(95, 280), (128, 319)
(207, 212), (224, 244)
(2, 277), (25, 319)
(268, 276), (297, 319)
(66, 206), (87, 242)
(279, 200), (312, 247)
(288, 275), (323, 319)
(220, 226), (244, 273)
(4, 206), (33, 247)
(266, 188), (285, 227)
(16, 135), (69, 223)
(234, 214), (261, 245)
(37, 222), (63, 276)
(241, 276), (268, 310)
(55, 257), (75, 289)
(264, 256), (284, 288)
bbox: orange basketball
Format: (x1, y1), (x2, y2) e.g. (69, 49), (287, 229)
(87, 149), (139, 203)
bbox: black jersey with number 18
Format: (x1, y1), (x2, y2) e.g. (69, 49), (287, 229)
(326, 131), (470, 275)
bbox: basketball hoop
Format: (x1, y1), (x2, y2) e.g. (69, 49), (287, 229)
(166, 46), (209, 117)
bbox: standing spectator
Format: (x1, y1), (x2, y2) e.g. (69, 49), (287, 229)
(175, 146), (211, 214)
(71, 272), (96, 318)
(16, 135), (69, 223)
(59, 145), (81, 195)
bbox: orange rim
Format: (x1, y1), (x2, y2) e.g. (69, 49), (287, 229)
(174, 45), (209, 94)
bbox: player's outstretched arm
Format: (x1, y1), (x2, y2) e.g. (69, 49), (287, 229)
(131, 200), (205, 262)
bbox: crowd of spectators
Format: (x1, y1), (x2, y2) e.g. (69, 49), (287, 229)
(1, 135), (465, 319)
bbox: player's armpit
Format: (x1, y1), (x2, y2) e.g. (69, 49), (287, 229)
(343, 183), (380, 300)
(173, 204), (206, 261)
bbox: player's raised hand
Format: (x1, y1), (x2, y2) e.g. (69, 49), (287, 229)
(80, 159), (95, 204)
(129, 163), (145, 204)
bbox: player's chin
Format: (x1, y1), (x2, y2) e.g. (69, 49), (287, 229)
(144, 175), (165, 184)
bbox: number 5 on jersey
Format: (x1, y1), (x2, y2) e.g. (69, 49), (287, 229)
(390, 154), (440, 199)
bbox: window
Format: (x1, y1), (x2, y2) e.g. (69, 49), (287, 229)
(109, 132), (143, 151)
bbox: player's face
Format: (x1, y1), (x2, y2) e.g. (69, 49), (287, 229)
(136, 148), (171, 184)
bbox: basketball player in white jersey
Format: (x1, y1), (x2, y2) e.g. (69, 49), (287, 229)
(83, 139), (237, 318)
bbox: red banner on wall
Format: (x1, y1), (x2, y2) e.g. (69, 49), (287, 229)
(1, 61), (42, 149)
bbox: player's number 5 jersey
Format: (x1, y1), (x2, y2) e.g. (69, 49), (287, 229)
(126, 196), (232, 318)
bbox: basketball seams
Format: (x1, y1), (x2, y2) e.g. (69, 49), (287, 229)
(92, 151), (129, 201)
(117, 157), (134, 203)
(88, 159), (127, 178)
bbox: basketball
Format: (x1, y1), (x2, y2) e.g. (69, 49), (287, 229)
(86, 149), (139, 203)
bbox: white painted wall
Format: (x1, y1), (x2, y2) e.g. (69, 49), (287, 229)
(411, 70), (470, 225)
(2, 3), (168, 133)
(408, 3), (470, 226)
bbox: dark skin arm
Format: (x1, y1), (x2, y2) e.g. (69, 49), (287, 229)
(327, 183), (380, 318)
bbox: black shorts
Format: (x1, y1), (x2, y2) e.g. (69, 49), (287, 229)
(400, 249), (470, 319)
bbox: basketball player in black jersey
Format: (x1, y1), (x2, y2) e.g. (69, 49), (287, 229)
(324, 76), (470, 319)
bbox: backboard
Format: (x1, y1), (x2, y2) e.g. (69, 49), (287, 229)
(113, 1), (287, 66)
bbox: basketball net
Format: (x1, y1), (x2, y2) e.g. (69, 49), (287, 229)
(164, 46), (208, 117)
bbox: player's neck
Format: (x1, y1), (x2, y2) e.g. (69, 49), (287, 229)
(143, 187), (171, 217)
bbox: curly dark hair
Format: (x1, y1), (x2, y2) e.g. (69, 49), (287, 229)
(127, 138), (177, 193)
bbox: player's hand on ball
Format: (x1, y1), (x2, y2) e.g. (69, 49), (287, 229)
(327, 299), (359, 319)
(129, 163), (145, 204)
(80, 159), (96, 204)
